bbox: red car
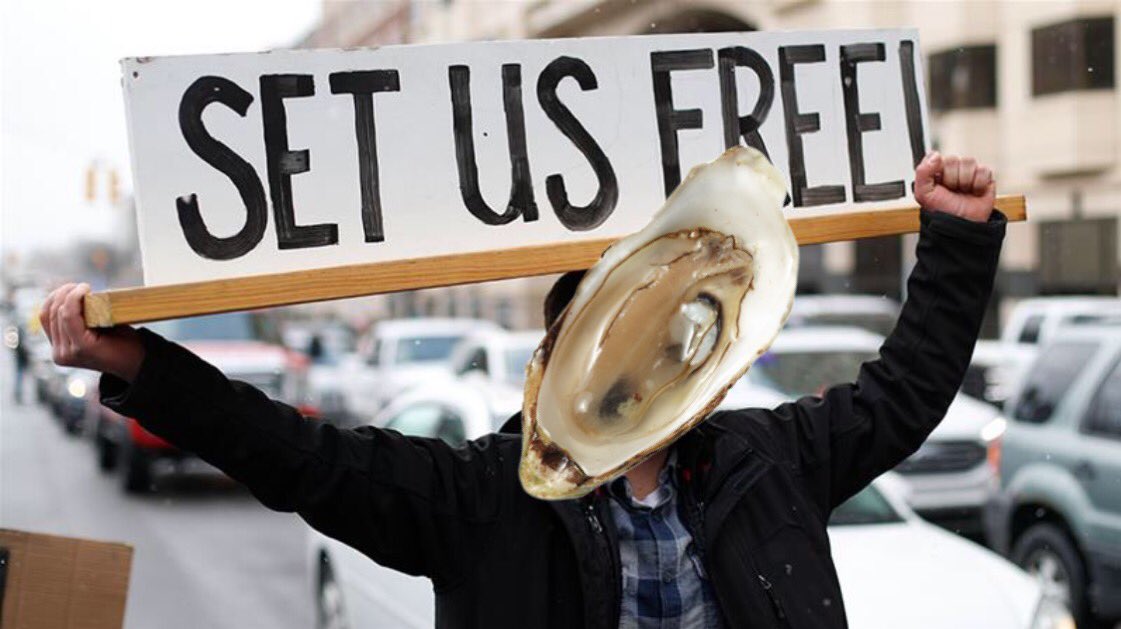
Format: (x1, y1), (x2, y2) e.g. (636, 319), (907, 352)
(94, 311), (318, 493)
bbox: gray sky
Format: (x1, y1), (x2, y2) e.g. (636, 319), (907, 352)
(1, 0), (321, 254)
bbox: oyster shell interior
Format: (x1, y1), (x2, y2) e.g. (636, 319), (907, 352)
(521, 146), (798, 500)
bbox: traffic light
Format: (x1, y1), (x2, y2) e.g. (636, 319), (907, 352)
(85, 164), (97, 203)
(85, 163), (123, 204)
(108, 169), (120, 204)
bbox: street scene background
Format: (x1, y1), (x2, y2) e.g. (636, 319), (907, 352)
(4, 1), (1121, 628)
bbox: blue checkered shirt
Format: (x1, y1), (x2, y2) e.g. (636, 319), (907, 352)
(607, 453), (723, 629)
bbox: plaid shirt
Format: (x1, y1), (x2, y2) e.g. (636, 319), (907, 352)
(607, 452), (722, 629)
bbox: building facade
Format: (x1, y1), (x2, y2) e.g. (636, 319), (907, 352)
(300, 0), (1121, 333)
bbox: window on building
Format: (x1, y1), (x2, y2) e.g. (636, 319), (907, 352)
(401, 290), (419, 317)
(1039, 218), (1118, 295)
(1032, 16), (1115, 96)
(928, 45), (997, 112)
(853, 236), (903, 301)
(495, 297), (514, 329)
(797, 243), (825, 294)
(1012, 341), (1100, 423)
(1084, 359), (1121, 438)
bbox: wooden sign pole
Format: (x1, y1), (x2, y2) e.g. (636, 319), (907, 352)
(84, 195), (1026, 327)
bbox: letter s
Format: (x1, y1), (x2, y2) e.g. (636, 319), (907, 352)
(176, 76), (267, 261)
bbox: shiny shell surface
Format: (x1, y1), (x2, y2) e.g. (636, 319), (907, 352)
(520, 146), (798, 500)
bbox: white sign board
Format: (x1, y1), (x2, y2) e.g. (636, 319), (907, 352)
(122, 29), (928, 286)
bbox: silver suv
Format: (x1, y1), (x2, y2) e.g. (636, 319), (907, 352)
(984, 324), (1121, 627)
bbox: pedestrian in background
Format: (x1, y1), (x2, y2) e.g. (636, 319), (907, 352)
(9, 324), (30, 404)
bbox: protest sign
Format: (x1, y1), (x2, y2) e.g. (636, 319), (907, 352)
(86, 28), (1025, 325)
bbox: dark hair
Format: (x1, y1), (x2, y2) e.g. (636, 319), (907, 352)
(544, 270), (586, 329)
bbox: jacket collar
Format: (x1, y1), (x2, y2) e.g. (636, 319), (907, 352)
(499, 410), (765, 503)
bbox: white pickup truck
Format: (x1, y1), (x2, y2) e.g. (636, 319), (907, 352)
(336, 318), (500, 424)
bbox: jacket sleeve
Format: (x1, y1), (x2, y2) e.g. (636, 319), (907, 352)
(747, 210), (1005, 512)
(99, 331), (504, 587)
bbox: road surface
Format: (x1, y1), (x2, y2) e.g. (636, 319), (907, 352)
(0, 376), (316, 629)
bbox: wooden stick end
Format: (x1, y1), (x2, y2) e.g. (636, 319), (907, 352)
(84, 292), (115, 328)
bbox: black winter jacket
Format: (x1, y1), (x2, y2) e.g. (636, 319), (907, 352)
(101, 210), (1005, 628)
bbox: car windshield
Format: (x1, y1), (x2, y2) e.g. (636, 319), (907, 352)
(395, 335), (463, 364)
(749, 349), (877, 397)
(149, 312), (270, 342)
(504, 346), (535, 386)
(829, 485), (903, 526)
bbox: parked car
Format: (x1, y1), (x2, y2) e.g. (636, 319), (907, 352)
(726, 326), (1005, 535)
(1001, 297), (1121, 347)
(834, 474), (1070, 629)
(283, 320), (358, 425)
(336, 318), (500, 423)
(94, 311), (314, 493)
(964, 297), (1118, 413)
(48, 365), (98, 434)
(24, 329), (89, 423)
(985, 324), (1121, 627)
(282, 319), (357, 362)
(29, 337), (57, 405)
(448, 328), (543, 420)
(785, 294), (901, 337)
(21, 317), (98, 433)
(307, 380), (507, 628)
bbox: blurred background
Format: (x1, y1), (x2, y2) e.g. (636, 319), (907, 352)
(3, 1), (1120, 629)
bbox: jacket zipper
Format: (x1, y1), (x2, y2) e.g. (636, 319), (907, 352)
(583, 499), (622, 628)
(584, 501), (603, 534)
(757, 574), (788, 624)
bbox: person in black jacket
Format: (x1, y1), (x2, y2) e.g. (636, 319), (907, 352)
(41, 151), (1002, 628)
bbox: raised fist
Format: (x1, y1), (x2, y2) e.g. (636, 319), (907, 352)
(914, 151), (996, 223)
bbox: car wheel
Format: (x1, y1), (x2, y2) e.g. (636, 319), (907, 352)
(122, 443), (154, 494)
(317, 555), (350, 629)
(1012, 523), (1096, 626)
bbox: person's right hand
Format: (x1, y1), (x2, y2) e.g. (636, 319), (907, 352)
(40, 283), (145, 382)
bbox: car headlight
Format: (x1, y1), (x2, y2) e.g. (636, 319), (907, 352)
(1030, 595), (1075, 629)
(66, 377), (87, 399)
(981, 416), (1008, 480)
(980, 416), (1007, 442)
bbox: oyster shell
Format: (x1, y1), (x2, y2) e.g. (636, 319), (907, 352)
(520, 146), (798, 500)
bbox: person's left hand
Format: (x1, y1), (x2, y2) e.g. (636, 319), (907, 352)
(914, 151), (996, 223)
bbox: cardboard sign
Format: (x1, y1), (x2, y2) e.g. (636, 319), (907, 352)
(123, 29), (929, 287)
(0, 529), (133, 629)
